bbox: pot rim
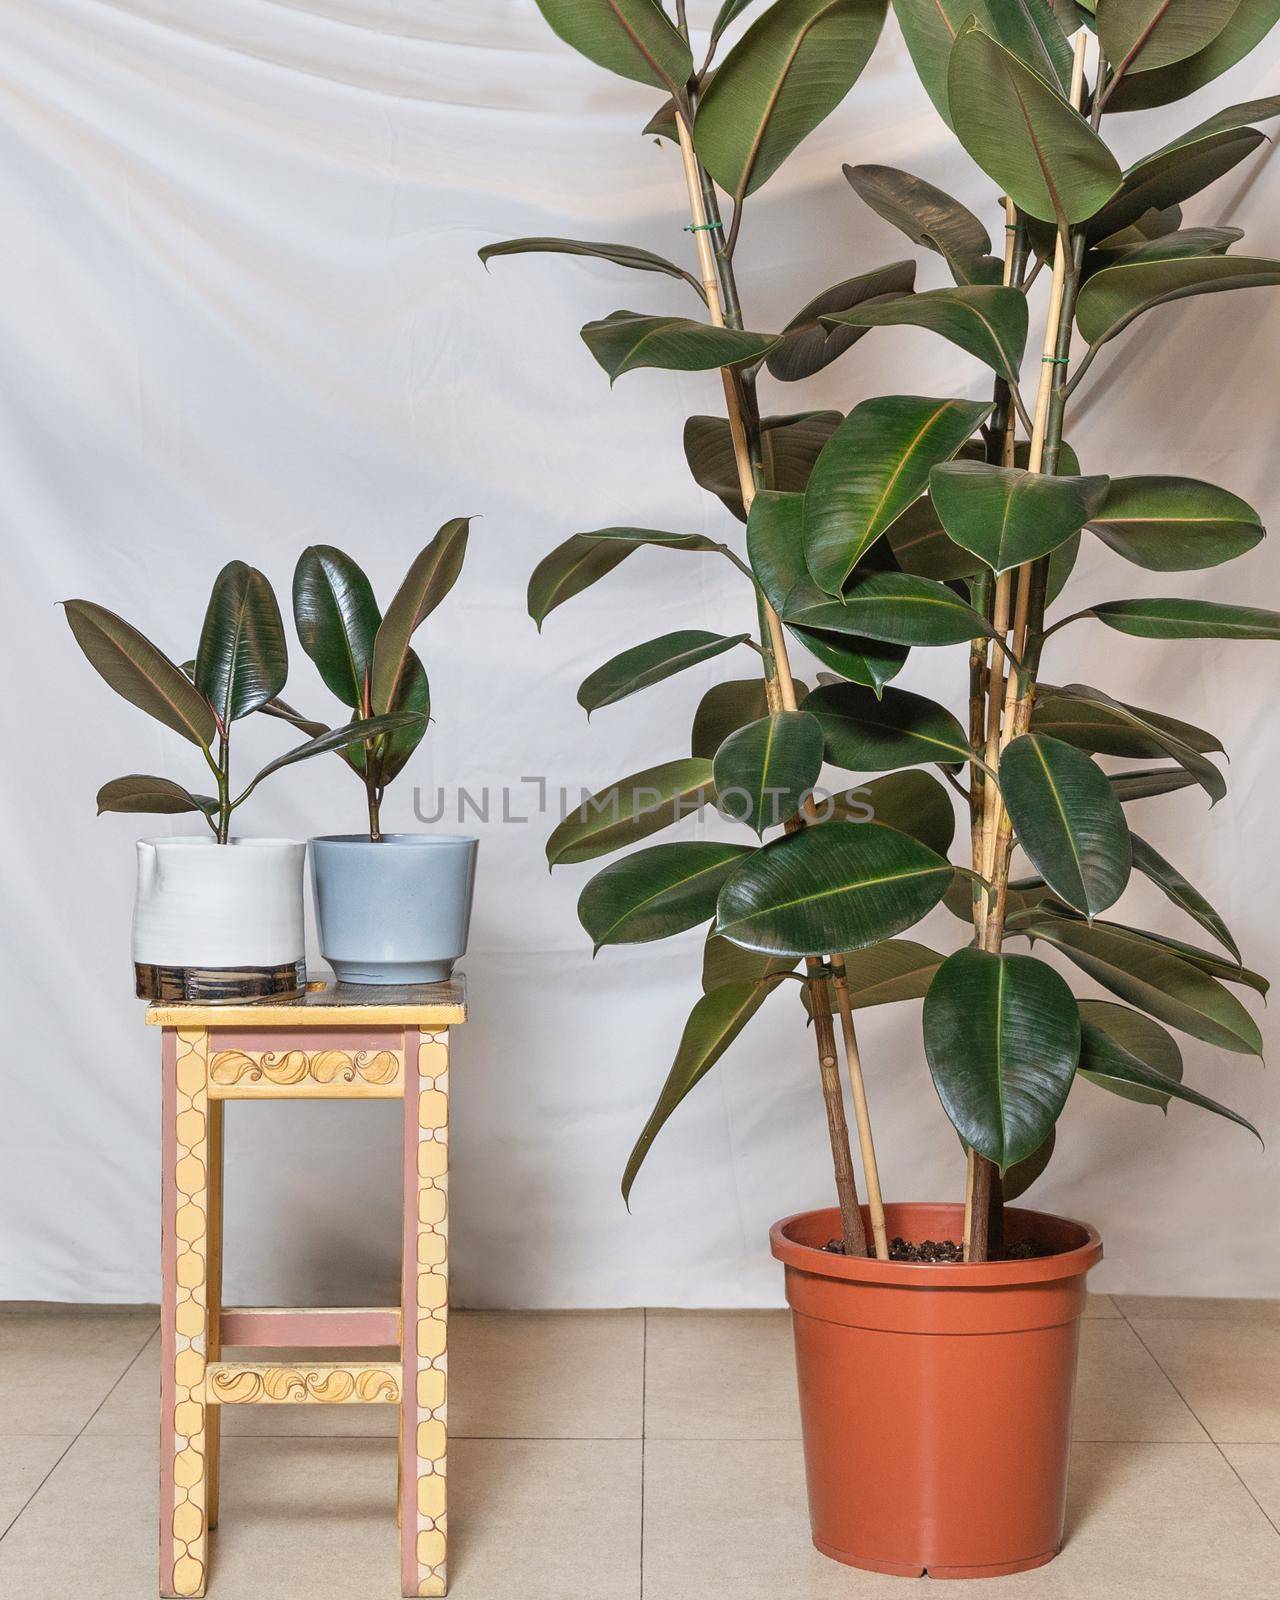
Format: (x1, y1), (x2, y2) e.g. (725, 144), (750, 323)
(139, 835), (304, 850)
(771, 1203), (1102, 1288)
(309, 833), (478, 847)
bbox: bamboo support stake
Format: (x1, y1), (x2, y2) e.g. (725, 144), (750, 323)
(673, 108), (873, 1258)
(831, 962), (889, 1258)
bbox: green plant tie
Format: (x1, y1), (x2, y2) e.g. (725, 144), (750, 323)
(1042, 355), (1070, 365)
(684, 220), (723, 233)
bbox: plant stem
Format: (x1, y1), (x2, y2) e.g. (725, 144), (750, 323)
(366, 759), (383, 842)
(215, 733), (231, 844)
(673, 107), (876, 1258)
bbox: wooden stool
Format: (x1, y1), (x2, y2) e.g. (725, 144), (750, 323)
(147, 978), (466, 1598)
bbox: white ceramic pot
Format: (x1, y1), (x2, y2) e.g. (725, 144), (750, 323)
(133, 837), (306, 1002)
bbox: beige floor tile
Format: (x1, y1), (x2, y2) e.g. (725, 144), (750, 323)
(1071, 1318), (1205, 1442)
(645, 1310), (798, 1440)
(1083, 1293), (1119, 1318)
(0, 1436), (72, 1534)
(642, 1439), (1280, 1599)
(1117, 1295), (1280, 1321)
(0, 1312), (155, 1435)
(1128, 1319), (1280, 1443)
(449, 1310), (644, 1438)
(1221, 1444), (1280, 1529)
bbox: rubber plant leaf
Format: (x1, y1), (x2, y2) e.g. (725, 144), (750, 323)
(64, 600), (216, 748)
(533, 0), (693, 92)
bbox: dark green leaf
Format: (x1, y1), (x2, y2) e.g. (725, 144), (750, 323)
(785, 622), (909, 694)
(692, 677), (811, 759)
(807, 681), (971, 772)
(1076, 255), (1280, 346)
(747, 490), (809, 613)
(834, 939), (944, 1006)
(1002, 1128), (1056, 1201)
(766, 261), (916, 382)
(1033, 681), (1225, 801)
(529, 527), (719, 629)
(1046, 530), (1083, 605)
(579, 841), (754, 949)
(244, 713), (426, 790)
(947, 23), (1122, 225)
(1113, 924), (1268, 996)
(685, 411), (841, 520)
(923, 948), (1080, 1171)
(1105, 0), (1280, 112)
(96, 775), (218, 818)
(622, 977), (784, 1202)
(1130, 834), (1240, 961)
(1015, 913), (1263, 1053)
(372, 650), (431, 786)
(892, 0), (1075, 124)
(370, 518), (469, 715)
(804, 394), (991, 592)
(826, 286), (1029, 383)
(885, 497), (985, 581)
(194, 561), (287, 725)
(693, 0), (888, 198)
(546, 759), (717, 866)
(1086, 476), (1264, 569)
(1109, 766), (1200, 801)
(293, 545), (381, 710)
(478, 236), (704, 297)
(1092, 225), (1244, 269)
(833, 769), (957, 854)
(1000, 733), (1133, 916)
(255, 695), (329, 741)
(931, 463), (1109, 574)
(702, 928), (797, 991)
(843, 163), (998, 284)
(1077, 999), (1183, 1109)
(1090, 126), (1269, 245)
(708, 0), (761, 56)
(583, 311), (775, 382)
(716, 819), (952, 955)
(1097, 0), (1238, 77)
(1078, 1012), (1259, 1140)
(63, 600), (216, 748)
(1080, 597), (1280, 640)
(579, 630), (751, 713)
(786, 571), (992, 646)
(712, 710), (825, 833)
(533, 0), (693, 91)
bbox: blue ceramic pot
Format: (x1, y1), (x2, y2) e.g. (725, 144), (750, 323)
(309, 834), (478, 985)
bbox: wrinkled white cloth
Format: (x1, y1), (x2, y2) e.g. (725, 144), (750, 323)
(2, 2), (1278, 1305)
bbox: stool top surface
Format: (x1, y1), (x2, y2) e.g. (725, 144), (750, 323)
(146, 972), (466, 1028)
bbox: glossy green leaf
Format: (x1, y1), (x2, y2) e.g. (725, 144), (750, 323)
(546, 759), (717, 866)
(64, 600), (216, 748)
(1077, 256), (1280, 346)
(766, 261), (916, 382)
(801, 937), (945, 1016)
(691, 677), (811, 758)
(372, 650), (431, 786)
(1016, 913), (1263, 1054)
(1097, 0), (1238, 77)
(931, 463), (1109, 575)
(1002, 1128), (1056, 1201)
(785, 622), (909, 694)
(712, 710), (825, 833)
(533, 0), (693, 91)
(747, 490), (810, 614)
(843, 163), (999, 284)
(826, 286), (1029, 384)
(803, 395), (991, 593)
(293, 545), (381, 709)
(1046, 530), (1083, 605)
(1109, 766), (1199, 802)
(807, 681), (971, 772)
(884, 497), (984, 581)
(1129, 835), (1240, 961)
(947, 24), (1122, 225)
(529, 527), (719, 629)
(702, 929), (797, 991)
(685, 411), (840, 521)
(1032, 681), (1225, 801)
(582, 311), (775, 382)
(892, 0), (1075, 124)
(194, 561), (287, 726)
(1077, 999), (1183, 1109)
(578, 630), (751, 713)
(834, 769), (957, 855)
(1080, 597), (1280, 640)
(1000, 733), (1133, 916)
(923, 949), (1080, 1172)
(254, 695), (329, 741)
(370, 518), (469, 715)
(622, 976), (784, 1202)
(1085, 477), (1264, 570)
(579, 841), (754, 949)
(786, 571), (992, 647)
(693, 0), (888, 198)
(708, 0), (762, 55)
(478, 236), (705, 297)
(715, 819), (952, 956)
(244, 713), (425, 792)
(1078, 1013), (1259, 1140)
(1105, 0), (1280, 111)
(96, 775), (218, 818)
(1089, 127), (1269, 244)
(1115, 924), (1268, 997)
(1092, 225), (1244, 268)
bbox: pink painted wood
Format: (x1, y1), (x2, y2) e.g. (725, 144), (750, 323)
(209, 1026), (403, 1052)
(159, 1028), (179, 1597)
(220, 1307), (399, 1348)
(400, 1026), (420, 1598)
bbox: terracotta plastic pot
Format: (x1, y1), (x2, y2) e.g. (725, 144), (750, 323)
(771, 1202), (1102, 1579)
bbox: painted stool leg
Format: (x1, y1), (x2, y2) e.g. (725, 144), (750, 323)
(401, 1027), (449, 1598)
(160, 1029), (211, 1598)
(205, 1101), (224, 1532)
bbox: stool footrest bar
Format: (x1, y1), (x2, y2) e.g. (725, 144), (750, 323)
(206, 1361), (402, 1405)
(220, 1306), (400, 1348)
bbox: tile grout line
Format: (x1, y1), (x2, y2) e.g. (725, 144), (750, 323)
(1121, 1310), (1280, 1540)
(0, 1321), (160, 1546)
(639, 1306), (647, 1600)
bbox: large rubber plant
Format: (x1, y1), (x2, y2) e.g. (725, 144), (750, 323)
(487, 0), (1273, 1260)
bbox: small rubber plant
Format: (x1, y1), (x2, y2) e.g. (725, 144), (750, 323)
(284, 518), (471, 840)
(488, 0), (1273, 1261)
(64, 561), (422, 842)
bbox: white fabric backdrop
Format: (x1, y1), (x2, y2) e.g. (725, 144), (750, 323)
(2, 1), (1278, 1308)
